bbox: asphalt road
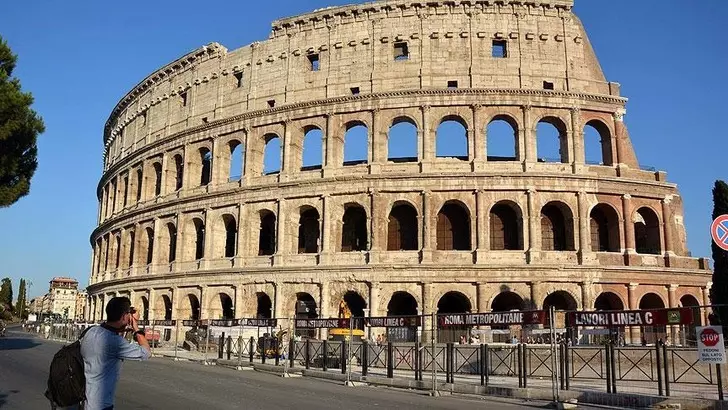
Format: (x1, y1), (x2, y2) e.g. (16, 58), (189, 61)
(0, 327), (566, 410)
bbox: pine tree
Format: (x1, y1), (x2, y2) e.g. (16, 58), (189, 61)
(15, 278), (27, 319)
(710, 180), (728, 327)
(0, 277), (12, 312)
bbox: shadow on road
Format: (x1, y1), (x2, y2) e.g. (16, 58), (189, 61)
(0, 336), (41, 351)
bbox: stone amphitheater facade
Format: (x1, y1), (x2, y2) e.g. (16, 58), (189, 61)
(87, 0), (711, 340)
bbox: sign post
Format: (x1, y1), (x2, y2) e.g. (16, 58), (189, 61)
(697, 326), (726, 400)
(712, 215), (728, 251)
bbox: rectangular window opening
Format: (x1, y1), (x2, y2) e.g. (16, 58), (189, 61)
(492, 40), (507, 58)
(447, 80), (458, 89)
(543, 81), (554, 90)
(267, 100), (276, 108)
(234, 72), (243, 88)
(307, 54), (320, 71)
(350, 87), (360, 95)
(180, 91), (188, 107)
(394, 42), (409, 61)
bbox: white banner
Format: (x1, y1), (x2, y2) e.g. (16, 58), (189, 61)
(697, 326), (726, 364)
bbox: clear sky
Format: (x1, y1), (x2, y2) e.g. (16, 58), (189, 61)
(0, 1), (725, 299)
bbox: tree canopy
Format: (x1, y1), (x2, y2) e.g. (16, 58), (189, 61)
(710, 180), (728, 326)
(0, 36), (45, 207)
(0, 277), (12, 311)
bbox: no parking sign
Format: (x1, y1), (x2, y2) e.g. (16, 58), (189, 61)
(697, 326), (726, 364)
(712, 215), (728, 251)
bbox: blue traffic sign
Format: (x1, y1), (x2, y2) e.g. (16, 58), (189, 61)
(712, 215), (728, 251)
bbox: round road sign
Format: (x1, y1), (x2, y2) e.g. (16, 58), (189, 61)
(701, 328), (720, 347)
(711, 215), (728, 252)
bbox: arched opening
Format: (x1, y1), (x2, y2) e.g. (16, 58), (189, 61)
(387, 203), (418, 251)
(634, 207), (661, 255)
(437, 291), (472, 343)
(680, 295), (701, 346)
(153, 163), (162, 197)
(156, 295), (172, 321)
(199, 147), (212, 186)
(302, 126), (323, 171)
(167, 223), (177, 263)
(491, 291), (527, 341)
(341, 205), (368, 252)
(436, 201), (471, 251)
(594, 292), (625, 311)
(263, 134), (281, 175)
(543, 291), (578, 329)
(256, 292), (273, 319)
(537, 117), (569, 163)
(186, 294), (201, 320)
(136, 168), (144, 202)
(298, 207), (320, 254)
(489, 201), (523, 250)
(127, 231), (135, 268)
(295, 292), (318, 338)
(486, 116), (518, 161)
(386, 291), (418, 342)
(174, 154), (184, 191)
(343, 122), (368, 166)
(541, 202), (575, 251)
(584, 120), (613, 166)
(145, 227), (154, 265)
(114, 235), (121, 269)
(219, 293), (234, 320)
(193, 218), (205, 260)
(223, 215), (237, 258)
(590, 204), (620, 252)
(339, 291), (367, 331)
(258, 211), (276, 256)
(229, 141), (244, 182)
(140, 296), (149, 321)
(639, 293), (666, 344)
(436, 116), (468, 160)
(388, 118), (418, 162)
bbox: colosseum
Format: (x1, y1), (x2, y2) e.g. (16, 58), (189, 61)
(87, 0), (711, 343)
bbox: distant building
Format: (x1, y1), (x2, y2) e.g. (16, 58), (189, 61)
(28, 296), (44, 314)
(76, 290), (88, 321)
(48, 277), (79, 320)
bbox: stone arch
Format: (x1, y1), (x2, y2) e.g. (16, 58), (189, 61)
(640, 292), (667, 344)
(387, 202), (419, 251)
(198, 146), (212, 186)
(298, 206), (320, 254)
(155, 294), (173, 320)
(680, 294), (702, 342)
(584, 119), (614, 166)
(178, 292), (200, 320)
(144, 226), (154, 265)
(537, 116), (569, 163)
(152, 161), (162, 197)
(140, 295), (150, 321)
(209, 292), (234, 320)
(227, 139), (244, 182)
(543, 290), (578, 328)
(221, 214), (237, 258)
(437, 291), (473, 343)
(436, 200), (472, 250)
(540, 201), (575, 251)
(343, 121), (369, 166)
(168, 153), (184, 192)
(161, 222), (177, 263)
(388, 117), (418, 162)
(341, 204), (368, 252)
(634, 207), (661, 255)
(295, 292), (318, 337)
(258, 210), (276, 256)
(640, 292), (666, 309)
(486, 115), (519, 161)
(436, 115), (468, 160)
(256, 292), (273, 318)
(263, 133), (282, 175)
(185, 217), (205, 261)
(589, 203), (621, 252)
(489, 200), (524, 250)
(302, 125), (324, 170)
(594, 292), (625, 311)
(387, 291), (418, 316)
(491, 290), (527, 312)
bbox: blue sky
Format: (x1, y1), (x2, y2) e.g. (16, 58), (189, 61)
(0, 1), (725, 299)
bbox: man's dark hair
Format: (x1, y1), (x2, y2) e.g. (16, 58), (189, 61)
(106, 297), (132, 322)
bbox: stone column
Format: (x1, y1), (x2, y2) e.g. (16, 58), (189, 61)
(150, 218), (161, 269)
(274, 198), (286, 265)
(526, 188), (539, 263)
(467, 106), (476, 164)
(199, 286), (208, 320)
(323, 113), (336, 177)
(580, 281), (593, 310)
(421, 106), (432, 171)
(622, 195), (636, 254)
(235, 203), (245, 264)
(577, 191), (593, 264)
(281, 120), (293, 180)
(475, 189), (488, 263)
(522, 105), (535, 171)
(668, 284), (679, 344)
(319, 282), (330, 340)
(202, 208), (213, 269)
(369, 282), (380, 317)
(272, 282), (282, 319)
(628, 283), (639, 344)
(662, 196), (674, 256)
(613, 111), (626, 167)
(472, 105), (484, 168)
(159, 153), (169, 197)
(421, 282), (435, 334)
(530, 281), (542, 309)
(369, 190), (382, 263)
(570, 108), (584, 172)
(320, 194), (332, 264)
(421, 190), (433, 262)
(370, 109), (382, 173)
(702, 284), (712, 326)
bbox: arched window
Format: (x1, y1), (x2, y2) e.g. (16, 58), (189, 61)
(490, 202), (522, 250)
(153, 163), (162, 197)
(302, 126), (323, 170)
(263, 134), (281, 175)
(298, 208), (320, 254)
(257, 292), (273, 319)
(295, 292), (317, 337)
(145, 227), (154, 265)
(219, 293), (234, 320)
(594, 292), (624, 311)
(229, 141), (244, 182)
(436, 117), (468, 160)
(122, 175), (129, 207)
(341, 205), (368, 252)
(388, 118), (418, 162)
(223, 215), (237, 258)
(634, 207), (661, 254)
(199, 148), (212, 186)
(639, 293), (667, 344)
(167, 223), (177, 263)
(590, 204), (620, 252)
(128, 231), (136, 268)
(136, 169), (143, 202)
(343, 122), (368, 166)
(174, 154), (184, 191)
(258, 211), (276, 256)
(193, 218), (205, 260)
(436, 202), (471, 250)
(541, 202), (574, 251)
(387, 203), (418, 251)
(486, 117), (518, 161)
(543, 291), (578, 328)
(437, 291), (472, 342)
(584, 120), (613, 166)
(537, 117), (569, 163)
(186, 294), (201, 320)
(114, 235), (121, 269)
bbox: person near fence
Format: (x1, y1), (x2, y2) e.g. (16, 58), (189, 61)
(80, 296), (151, 410)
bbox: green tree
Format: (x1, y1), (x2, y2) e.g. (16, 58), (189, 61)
(15, 278), (27, 319)
(0, 277), (12, 312)
(0, 36), (45, 207)
(710, 180), (728, 327)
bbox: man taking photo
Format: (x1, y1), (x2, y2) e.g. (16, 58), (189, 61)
(81, 296), (151, 410)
